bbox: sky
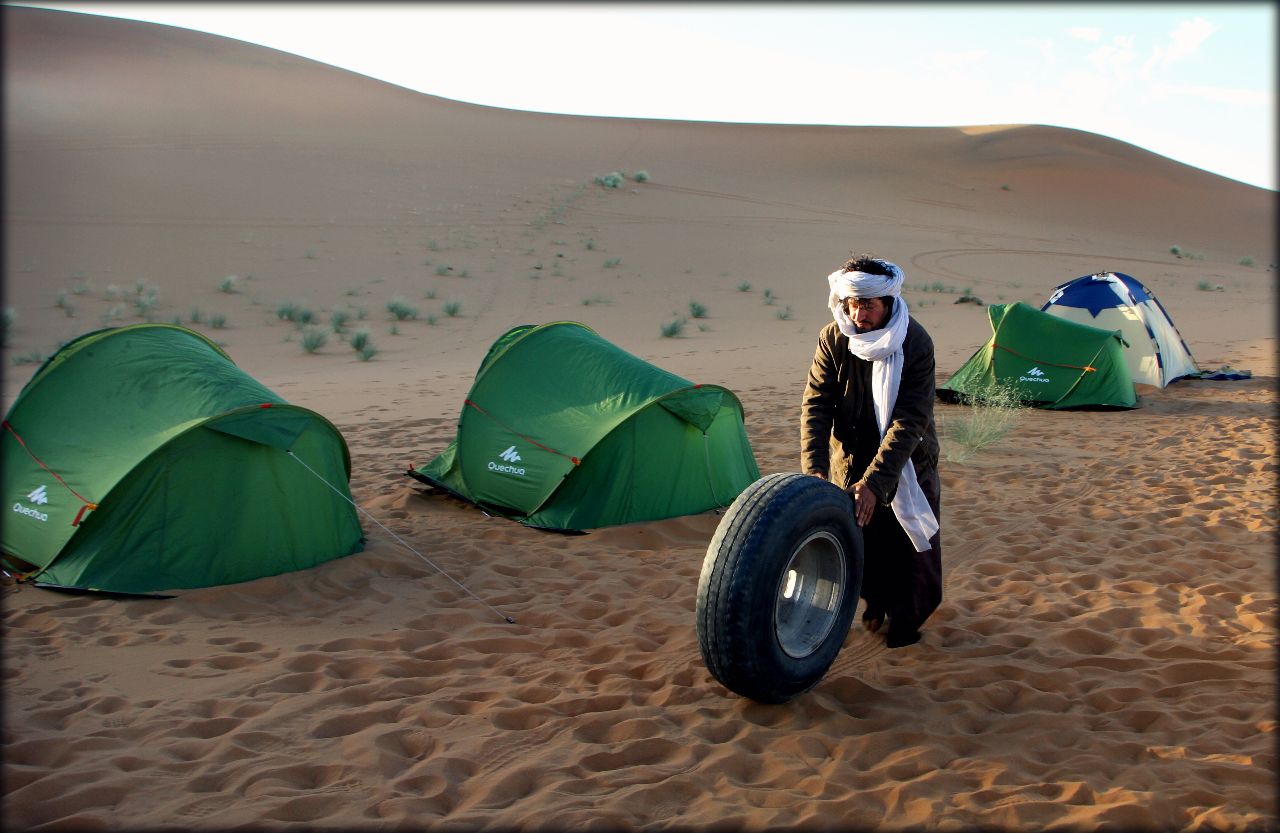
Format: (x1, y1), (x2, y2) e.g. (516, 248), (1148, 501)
(14, 2), (1277, 190)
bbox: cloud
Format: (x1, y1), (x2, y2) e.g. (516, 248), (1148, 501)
(1167, 16), (1218, 62)
(1087, 34), (1139, 80)
(1142, 16), (1218, 76)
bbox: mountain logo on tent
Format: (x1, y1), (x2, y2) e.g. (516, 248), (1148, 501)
(1019, 367), (1051, 383)
(488, 445), (527, 476)
(13, 486), (49, 523)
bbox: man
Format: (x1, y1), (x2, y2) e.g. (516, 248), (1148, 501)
(800, 254), (943, 648)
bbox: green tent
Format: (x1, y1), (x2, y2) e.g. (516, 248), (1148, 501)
(938, 302), (1137, 409)
(411, 321), (760, 530)
(2, 324), (364, 594)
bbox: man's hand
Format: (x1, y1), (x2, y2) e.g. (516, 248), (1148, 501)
(850, 481), (877, 527)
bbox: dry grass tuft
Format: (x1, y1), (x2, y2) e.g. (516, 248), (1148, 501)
(941, 380), (1024, 463)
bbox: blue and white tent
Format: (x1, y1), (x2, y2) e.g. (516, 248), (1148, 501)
(1041, 272), (1199, 388)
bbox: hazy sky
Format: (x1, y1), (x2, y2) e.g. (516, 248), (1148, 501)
(16, 2), (1277, 190)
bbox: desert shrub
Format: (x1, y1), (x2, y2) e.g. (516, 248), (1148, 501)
(1239, 256), (1255, 267)
(633, 170), (650, 182)
(689, 301), (708, 319)
(603, 257), (621, 268)
(300, 328), (327, 354)
(594, 171), (624, 189)
(776, 306), (793, 321)
(435, 265), (451, 276)
(12, 351), (45, 365)
(660, 317), (686, 338)
(1170, 245), (1182, 257)
(275, 301), (313, 324)
(330, 308), (352, 332)
(737, 281), (752, 292)
(349, 329), (371, 351)
(133, 289), (159, 317)
(1196, 280), (1213, 291)
(443, 300), (462, 318)
(386, 298), (418, 321)
(762, 288), (776, 306)
(357, 345), (378, 361)
(209, 313), (227, 329)
(100, 305), (125, 326)
(585, 239), (596, 251)
(218, 275), (239, 293)
(941, 380), (1023, 463)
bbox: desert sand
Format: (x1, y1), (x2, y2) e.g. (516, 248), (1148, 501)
(2, 8), (1275, 831)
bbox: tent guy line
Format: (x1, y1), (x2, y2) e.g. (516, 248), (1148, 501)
(285, 450), (517, 625)
(2, 418), (98, 524)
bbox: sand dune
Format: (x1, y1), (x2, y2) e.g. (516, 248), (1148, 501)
(3, 8), (1275, 831)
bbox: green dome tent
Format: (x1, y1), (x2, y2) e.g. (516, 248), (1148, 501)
(938, 302), (1137, 409)
(2, 324), (364, 594)
(411, 321), (760, 530)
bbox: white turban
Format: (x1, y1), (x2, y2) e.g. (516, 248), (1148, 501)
(827, 260), (905, 320)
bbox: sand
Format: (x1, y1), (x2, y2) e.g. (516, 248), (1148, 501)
(3, 8), (1275, 831)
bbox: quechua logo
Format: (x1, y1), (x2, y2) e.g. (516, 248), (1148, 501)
(489, 445), (526, 476)
(13, 484), (50, 522)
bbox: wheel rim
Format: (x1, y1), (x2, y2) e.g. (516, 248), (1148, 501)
(773, 529), (846, 659)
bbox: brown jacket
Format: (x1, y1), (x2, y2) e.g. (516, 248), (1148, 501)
(800, 318), (940, 503)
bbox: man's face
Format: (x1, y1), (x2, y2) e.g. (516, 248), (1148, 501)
(845, 296), (890, 332)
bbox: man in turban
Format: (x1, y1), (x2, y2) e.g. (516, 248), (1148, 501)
(800, 253), (943, 648)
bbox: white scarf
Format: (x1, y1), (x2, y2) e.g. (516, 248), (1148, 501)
(827, 265), (939, 552)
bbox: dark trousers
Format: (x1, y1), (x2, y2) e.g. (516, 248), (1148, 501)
(859, 463), (943, 642)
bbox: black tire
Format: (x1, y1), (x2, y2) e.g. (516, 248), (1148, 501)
(696, 472), (863, 704)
